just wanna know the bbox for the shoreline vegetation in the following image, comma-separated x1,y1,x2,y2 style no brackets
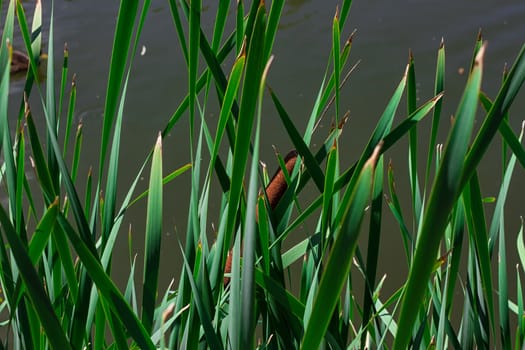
1,0,525,349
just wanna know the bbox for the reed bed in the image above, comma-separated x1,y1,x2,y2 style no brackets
1,0,525,348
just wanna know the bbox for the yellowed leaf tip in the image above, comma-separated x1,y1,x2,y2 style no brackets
346,30,357,46
162,303,175,324
337,111,350,130
477,28,483,41
403,63,410,79
262,55,274,80
474,43,486,68
156,132,163,149
238,37,247,59
365,141,383,169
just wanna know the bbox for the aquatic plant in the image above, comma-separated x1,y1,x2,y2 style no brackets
0,0,525,348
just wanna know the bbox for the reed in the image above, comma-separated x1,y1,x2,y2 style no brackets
0,0,524,348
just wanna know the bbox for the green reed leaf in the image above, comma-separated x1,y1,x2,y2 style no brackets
142,134,163,334
301,145,380,350
0,206,71,349
462,42,525,188
224,2,266,270
57,214,154,349
393,45,485,350
100,0,139,174
426,39,445,188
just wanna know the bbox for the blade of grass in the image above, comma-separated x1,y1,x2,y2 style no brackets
361,156,384,346
141,134,163,333
393,45,485,350
224,2,266,274
0,205,72,349
498,218,510,349
264,0,284,61
179,243,223,350
240,54,273,349
301,144,380,350
425,39,445,189
407,51,422,226
461,42,525,189
464,172,495,334
332,9,341,124
270,89,325,192
99,0,139,173
56,214,154,349
188,0,200,146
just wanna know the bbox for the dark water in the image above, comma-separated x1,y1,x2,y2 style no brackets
7,0,525,304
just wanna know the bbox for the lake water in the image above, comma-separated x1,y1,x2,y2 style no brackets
7,0,525,304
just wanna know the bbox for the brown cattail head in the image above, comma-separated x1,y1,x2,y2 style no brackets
223,150,298,286
265,150,298,210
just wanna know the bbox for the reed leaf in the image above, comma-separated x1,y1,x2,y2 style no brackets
100,0,139,173
142,134,163,333
301,144,380,350
393,45,485,350
0,205,71,349
224,2,266,269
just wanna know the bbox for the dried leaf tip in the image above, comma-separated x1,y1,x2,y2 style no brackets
439,37,445,49
162,303,175,324
23,93,31,118
156,131,163,146
403,63,410,79
346,29,357,46
337,111,350,129
433,91,445,102
473,43,486,68
408,49,414,62
334,5,339,20
64,42,68,54
365,141,383,169
262,55,274,80
476,28,483,41
331,139,337,151
237,37,247,59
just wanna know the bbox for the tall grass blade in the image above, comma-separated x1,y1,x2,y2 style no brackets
188,0,200,145
99,0,139,173
270,90,325,192
301,145,380,350
407,52,422,225
142,134,163,333
264,0,284,61
462,43,525,188
224,2,266,269
393,45,485,350
425,39,445,189
332,9,341,124
180,244,223,350
361,156,384,345
0,206,71,349
57,215,154,349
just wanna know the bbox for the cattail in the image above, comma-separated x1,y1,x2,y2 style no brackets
223,150,298,286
